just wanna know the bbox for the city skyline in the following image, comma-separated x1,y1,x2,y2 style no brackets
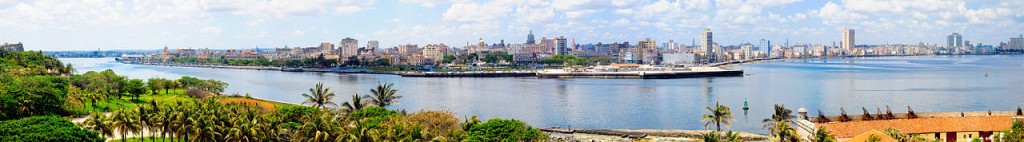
1,0,1022,51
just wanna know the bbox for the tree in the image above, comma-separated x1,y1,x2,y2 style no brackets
997,120,1024,142
809,126,837,142
340,94,366,114
701,100,734,131
301,82,336,109
81,112,114,140
123,79,146,101
0,115,105,142
763,104,796,141
465,118,546,142
365,81,401,107
147,78,165,95
111,109,140,142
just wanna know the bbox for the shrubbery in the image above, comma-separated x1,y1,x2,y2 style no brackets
0,115,104,142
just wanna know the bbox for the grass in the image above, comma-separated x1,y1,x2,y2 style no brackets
74,89,304,113
113,136,178,142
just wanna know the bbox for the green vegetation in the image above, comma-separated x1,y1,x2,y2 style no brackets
996,120,1024,142
0,115,104,142
539,55,613,66
880,128,936,142
700,100,738,142
702,100,734,131
763,104,798,142
809,126,838,142
465,118,546,141
3,50,546,141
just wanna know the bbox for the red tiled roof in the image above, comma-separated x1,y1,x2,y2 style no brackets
817,116,1013,138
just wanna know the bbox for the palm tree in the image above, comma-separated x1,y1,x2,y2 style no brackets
365,81,401,107
81,112,114,139
111,109,141,142
301,82,336,109
771,121,799,142
340,94,367,113
763,104,796,141
701,100,734,131
809,126,837,142
137,104,151,142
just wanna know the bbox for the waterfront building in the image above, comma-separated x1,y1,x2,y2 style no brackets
398,44,419,55
741,44,753,60
1008,34,1023,51
422,43,448,62
555,36,568,55
526,30,536,44
637,38,657,64
661,53,697,66
340,37,358,58
759,39,771,58
700,28,714,63
842,28,855,52
948,33,963,48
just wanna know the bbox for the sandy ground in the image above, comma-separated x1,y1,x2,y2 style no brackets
72,113,163,141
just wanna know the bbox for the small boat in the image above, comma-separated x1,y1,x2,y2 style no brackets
742,98,749,110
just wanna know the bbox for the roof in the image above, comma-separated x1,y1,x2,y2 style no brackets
817,116,1013,138
845,130,898,142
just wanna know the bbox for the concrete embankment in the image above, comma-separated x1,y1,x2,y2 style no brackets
536,70,744,79
541,128,768,142
396,72,537,77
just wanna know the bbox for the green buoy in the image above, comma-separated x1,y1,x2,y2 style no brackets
742,98,749,110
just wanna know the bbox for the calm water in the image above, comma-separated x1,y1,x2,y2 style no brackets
60,55,1024,133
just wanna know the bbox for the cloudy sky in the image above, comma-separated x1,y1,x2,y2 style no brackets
1,0,1022,51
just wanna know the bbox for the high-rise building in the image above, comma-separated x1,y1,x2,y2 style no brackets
367,40,379,50
1009,34,1024,51
842,28,855,52
948,33,963,48
700,28,714,63
637,38,657,64
758,39,771,58
554,36,568,55
665,40,676,51
526,30,535,44
340,37,358,58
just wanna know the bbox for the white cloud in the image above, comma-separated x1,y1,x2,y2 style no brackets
398,0,470,8
442,2,512,22
199,26,223,34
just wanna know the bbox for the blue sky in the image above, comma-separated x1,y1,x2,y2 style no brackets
1,0,1022,51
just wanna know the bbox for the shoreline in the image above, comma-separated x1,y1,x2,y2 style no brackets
541,128,769,142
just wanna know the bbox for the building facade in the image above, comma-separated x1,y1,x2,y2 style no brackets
555,36,568,56
842,28,855,52
700,28,714,63
340,37,358,58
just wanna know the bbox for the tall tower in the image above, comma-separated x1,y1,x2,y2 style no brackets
947,33,963,48
842,28,855,52
554,36,568,55
700,28,714,63
526,30,536,44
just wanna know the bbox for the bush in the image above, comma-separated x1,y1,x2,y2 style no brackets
0,115,104,142
0,75,70,120
349,106,398,128
465,118,546,142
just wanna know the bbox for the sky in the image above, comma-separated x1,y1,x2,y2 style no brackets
1,0,1022,51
